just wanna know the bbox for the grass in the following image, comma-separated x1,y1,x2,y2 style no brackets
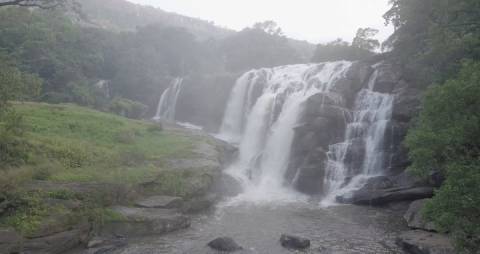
14,102,195,184
0,102,205,236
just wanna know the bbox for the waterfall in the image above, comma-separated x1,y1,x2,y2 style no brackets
153,78,183,122
218,62,353,202
322,68,394,204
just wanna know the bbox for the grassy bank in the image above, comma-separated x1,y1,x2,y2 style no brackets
0,102,206,237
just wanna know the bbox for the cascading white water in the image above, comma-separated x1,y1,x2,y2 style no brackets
322,68,394,204
219,62,353,202
153,78,183,122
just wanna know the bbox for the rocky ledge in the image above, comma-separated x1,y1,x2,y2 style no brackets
101,206,190,237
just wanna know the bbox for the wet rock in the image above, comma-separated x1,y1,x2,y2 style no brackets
181,194,218,214
135,196,183,209
210,174,243,198
293,164,326,195
343,138,366,175
87,237,128,254
280,234,311,250
0,228,23,254
404,199,437,232
396,230,454,254
337,186,434,205
207,237,243,252
102,206,190,237
23,227,89,254
363,176,395,190
372,63,400,93
392,85,423,123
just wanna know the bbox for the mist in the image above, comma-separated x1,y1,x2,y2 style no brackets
127,0,394,43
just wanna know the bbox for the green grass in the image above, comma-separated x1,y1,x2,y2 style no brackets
0,102,205,236
13,102,195,184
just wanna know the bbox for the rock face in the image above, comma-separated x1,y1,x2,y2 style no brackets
207,237,243,252
176,73,240,132
404,199,437,232
396,230,454,254
102,206,190,237
287,60,423,196
280,234,311,250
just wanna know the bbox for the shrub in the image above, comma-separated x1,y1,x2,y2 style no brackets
108,97,147,119
406,61,480,253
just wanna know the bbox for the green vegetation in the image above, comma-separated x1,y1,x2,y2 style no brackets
311,27,379,63
0,102,199,236
386,0,480,252
406,61,480,252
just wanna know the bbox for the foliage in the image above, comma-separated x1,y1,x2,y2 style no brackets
352,28,380,52
0,53,42,167
108,97,148,119
221,24,300,72
311,38,374,62
253,20,284,36
406,61,480,253
384,0,480,84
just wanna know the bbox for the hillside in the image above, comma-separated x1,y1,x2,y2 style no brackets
0,103,228,252
78,0,234,40
78,0,315,60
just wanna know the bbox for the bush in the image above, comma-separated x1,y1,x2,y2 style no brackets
0,110,28,167
406,61,480,253
108,97,147,119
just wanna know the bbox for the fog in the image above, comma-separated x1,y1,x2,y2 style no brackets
127,0,394,43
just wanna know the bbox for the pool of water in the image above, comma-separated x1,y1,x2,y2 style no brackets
109,200,407,254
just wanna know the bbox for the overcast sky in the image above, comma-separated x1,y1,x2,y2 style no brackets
126,0,394,44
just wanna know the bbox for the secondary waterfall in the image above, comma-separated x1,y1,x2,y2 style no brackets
153,78,183,122
219,62,353,202
322,67,394,204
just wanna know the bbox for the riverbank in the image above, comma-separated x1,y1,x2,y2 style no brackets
0,102,232,253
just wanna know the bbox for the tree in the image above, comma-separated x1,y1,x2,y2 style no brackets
311,38,374,63
406,61,480,253
221,27,299,71
253,20,284,36
383,0,480,84
352,27,380,51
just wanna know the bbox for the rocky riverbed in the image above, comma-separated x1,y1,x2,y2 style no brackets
73,200,409,254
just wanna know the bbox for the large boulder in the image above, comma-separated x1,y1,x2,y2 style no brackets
134,196,183,209
293,164,325,195
207,237,243,252
279,234,311,250
396,230,454,254
337,186,434,205
404,199,437,232
102,206,190,237
23,226,89,254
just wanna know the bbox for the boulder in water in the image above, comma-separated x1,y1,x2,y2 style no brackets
404,199,437,232
337,186,434,205
396,230,454,254
207,237,243,252
280,234,310,250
